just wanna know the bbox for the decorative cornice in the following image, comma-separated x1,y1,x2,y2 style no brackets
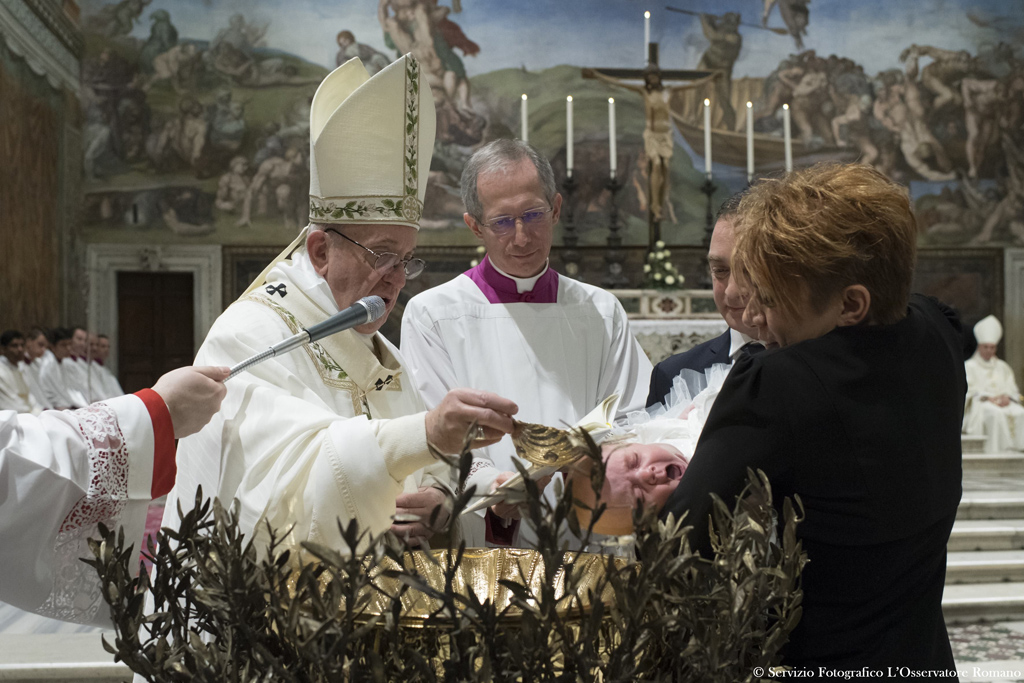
25,0,82,58
0,0,79,92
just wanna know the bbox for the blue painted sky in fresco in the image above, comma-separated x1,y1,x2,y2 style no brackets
94,0,1023,78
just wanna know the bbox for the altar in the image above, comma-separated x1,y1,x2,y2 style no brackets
614,289,728,364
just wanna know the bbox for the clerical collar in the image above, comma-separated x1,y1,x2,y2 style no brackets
728,328,761,359
464,255,559,304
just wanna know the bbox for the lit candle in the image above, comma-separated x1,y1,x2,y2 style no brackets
746,101,754,183
521,94,528,143
608,97,617,177
783,103,793,173
644,11,651,61
566,96,574,177
703,98,712,176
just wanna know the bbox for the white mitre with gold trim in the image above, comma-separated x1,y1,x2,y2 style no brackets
974,315,1003,345
308,53,436,229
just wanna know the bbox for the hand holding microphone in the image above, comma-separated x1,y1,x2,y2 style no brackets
227,296,386,380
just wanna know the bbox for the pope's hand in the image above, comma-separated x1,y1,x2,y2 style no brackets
391,485,450,547
151,366,230,439
425,388,517,455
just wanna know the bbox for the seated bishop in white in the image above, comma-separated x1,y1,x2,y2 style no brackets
401,139,653,548
964,315,1024,452
0,366,225,625
166,55,516,556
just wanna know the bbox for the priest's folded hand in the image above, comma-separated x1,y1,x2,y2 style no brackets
391,485,451,547
151,365,230,438
425,388,518,455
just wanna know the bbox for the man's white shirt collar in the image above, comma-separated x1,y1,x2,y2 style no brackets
728,328,760,360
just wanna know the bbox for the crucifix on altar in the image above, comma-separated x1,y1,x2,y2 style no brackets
582,43,715,249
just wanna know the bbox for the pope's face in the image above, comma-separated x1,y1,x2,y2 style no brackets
308,223,418,335
601,442,688,511
466,159,561,278
978,342,997,361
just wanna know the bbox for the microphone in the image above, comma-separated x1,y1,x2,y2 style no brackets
227,296,386,380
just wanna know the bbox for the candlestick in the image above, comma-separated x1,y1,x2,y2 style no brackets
644,11,650,62
521,94,528,143
703,98,712,176
783,103,793,173
608,97,617,178
566,96,574,177
746,101,754,184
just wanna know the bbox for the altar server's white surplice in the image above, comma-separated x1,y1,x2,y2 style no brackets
0,356,43,414
37,351,87,409
166,250,449,553
0,391,173,625
964,353,1024,452
401,256,652,546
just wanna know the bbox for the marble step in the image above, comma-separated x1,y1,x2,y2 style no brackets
943,582,1024,623
957,491,1024,520
963,452,1024,473
947,551,1024,583
0,633,129,682
950,519,1024,552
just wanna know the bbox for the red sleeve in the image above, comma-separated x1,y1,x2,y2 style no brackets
134,388,176,498
484,509,519,546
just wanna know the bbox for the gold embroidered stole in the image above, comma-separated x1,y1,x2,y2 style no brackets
242,271,403,418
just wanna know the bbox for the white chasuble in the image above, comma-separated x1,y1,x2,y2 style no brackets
401,259,653,547
0,393,165,625
166,250,450,554
964,353,1024,452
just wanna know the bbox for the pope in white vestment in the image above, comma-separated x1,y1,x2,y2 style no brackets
964,315,1024,452
165,54,516,555
401,140,653,547
0,366,226,625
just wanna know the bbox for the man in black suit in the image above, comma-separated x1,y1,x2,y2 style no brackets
646,193,761,407
662,163,964,670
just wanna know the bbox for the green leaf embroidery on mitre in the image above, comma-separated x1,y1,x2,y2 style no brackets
403,56,419,201
309,195,422,223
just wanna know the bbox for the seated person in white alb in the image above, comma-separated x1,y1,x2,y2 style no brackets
964,315,1024,452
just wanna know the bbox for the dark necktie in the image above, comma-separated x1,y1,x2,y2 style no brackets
739,342,765,359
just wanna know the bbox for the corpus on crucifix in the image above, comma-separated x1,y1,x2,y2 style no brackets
583,44,714,247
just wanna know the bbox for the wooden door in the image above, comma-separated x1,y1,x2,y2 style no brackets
117,272,195,393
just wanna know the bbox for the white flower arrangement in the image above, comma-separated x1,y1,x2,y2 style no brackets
642,241,685,290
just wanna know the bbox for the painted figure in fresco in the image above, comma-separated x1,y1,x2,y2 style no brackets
904,44,975,111
971,134,1024,245
761,0,810,50
139,10,179,73
210,14,268,57
237,147,306,230
215,156,251,213
584,66,698,224
379,0,484,145
146,43,200,92
335,30,391,74
148,96,208,172
160,188,215,237
776,54,833,145
86,0,151,38
695,12,741,131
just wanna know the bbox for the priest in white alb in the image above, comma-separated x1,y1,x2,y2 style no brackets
400,139,653,547
0,365,227,625
964,315,1024,452
0,330,43,414
164,54,517,555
